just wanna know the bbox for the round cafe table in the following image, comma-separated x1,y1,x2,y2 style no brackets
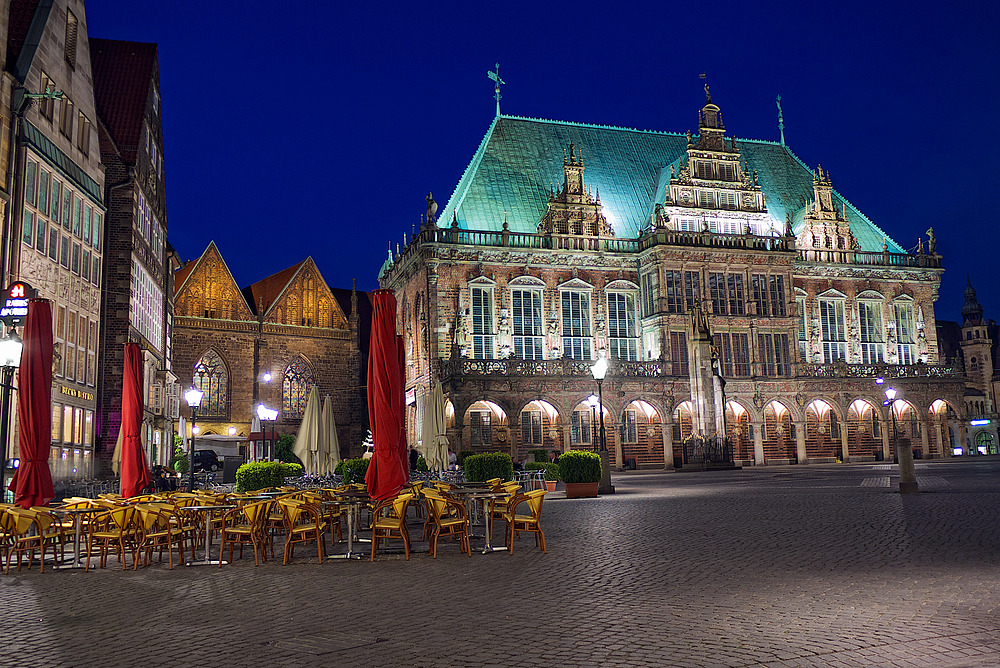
180,505,236,566
52,506,106,570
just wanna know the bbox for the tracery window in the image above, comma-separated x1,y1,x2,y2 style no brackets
194,350,228,417
282,357,314,419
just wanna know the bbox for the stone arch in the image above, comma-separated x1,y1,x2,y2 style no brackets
671,401,694,465
805,398,842,462
846,398,883,461
514,399,561,460
725,400,754,463
620,398,663,468
462,399,508,452
762,399,796,463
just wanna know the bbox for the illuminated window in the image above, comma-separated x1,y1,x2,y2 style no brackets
512,288,543,359
607,292,638,361
470,286,494,359
194,349,228,417
819,298,846,362
470,411,491,445
561,290,591,360
858,301,884,363
895,302,915,365
51,404,62,442
520,410,542,445
571,410,592,445
282,357,313,419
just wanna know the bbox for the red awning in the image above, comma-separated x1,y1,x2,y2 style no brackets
10,299,54,508
364,290,408,501
120,342,152,497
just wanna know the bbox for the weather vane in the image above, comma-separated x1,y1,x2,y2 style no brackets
487,63,505,117
699,72,710,103
776,94,785,146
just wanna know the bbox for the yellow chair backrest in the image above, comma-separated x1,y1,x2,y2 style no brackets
7,508,37,535
278,499,306,525
241,500,270,525
391,493,414,520
523,489,546,517
109,506,139,530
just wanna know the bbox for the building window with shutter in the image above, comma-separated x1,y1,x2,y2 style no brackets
571,410,592,445
511,288,544,360
859,301,884,363
665,271,684,313
470,286,494,359
520,410,542,445
797,297,808,361
669,331,688,376
895,302,916,365
561,290,592,360
819,298,847,362
470,411,492,445
64,10,78,67
684,271,701,311
607,292,638,361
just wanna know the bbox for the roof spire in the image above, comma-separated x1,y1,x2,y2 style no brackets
487,63,505,117
776,94,786,146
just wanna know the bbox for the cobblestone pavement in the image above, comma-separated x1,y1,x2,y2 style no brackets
4,458,1000,668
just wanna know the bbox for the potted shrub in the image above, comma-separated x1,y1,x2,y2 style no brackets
558,450,602,498
463,452,513,482
525,462,560,492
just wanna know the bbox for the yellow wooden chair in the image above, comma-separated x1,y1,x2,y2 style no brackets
370,493,414,561
137,505,187,569
4,508,65,573
504,489,547,554
277,499,326,565
422,490,470,558
220,500,271,566
86,506,144,571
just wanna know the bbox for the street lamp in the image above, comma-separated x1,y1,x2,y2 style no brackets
590,354,608,452
881,383,918,493
586,395,599,450
256,404,278,461
185,387,204,492
0,329,22,502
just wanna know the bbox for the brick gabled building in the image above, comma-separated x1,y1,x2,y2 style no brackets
90,38,175,473
173,243,370,458
4,0,105,481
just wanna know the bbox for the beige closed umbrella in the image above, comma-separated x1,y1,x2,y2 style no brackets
320,395,341,474
419,381,449,471
293,386,321,473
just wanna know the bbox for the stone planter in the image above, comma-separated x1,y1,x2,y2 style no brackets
564,482,599,498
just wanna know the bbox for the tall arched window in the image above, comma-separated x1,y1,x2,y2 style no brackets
283,357,314,419
193,349,228,417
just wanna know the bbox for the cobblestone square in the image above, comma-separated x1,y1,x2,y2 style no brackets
3,459,1000,667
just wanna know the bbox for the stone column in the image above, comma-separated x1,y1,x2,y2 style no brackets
934,420,945,458
795,421,807,464
920,415,931,459
840,422,850,462
753,420,765,465
958,422,968,456
662,416,674,470
881,417,892,461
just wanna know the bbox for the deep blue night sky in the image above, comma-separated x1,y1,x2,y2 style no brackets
85,1,999,325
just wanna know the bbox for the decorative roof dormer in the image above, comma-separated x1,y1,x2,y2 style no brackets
795,165,858,258
537,144,614,238
660,91,772,236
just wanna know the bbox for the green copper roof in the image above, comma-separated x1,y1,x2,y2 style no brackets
437,115,904,254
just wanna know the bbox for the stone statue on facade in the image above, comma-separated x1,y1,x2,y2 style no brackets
926,227,936,254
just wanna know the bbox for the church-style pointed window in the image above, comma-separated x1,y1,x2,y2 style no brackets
282,357,314,419
194,350,228,417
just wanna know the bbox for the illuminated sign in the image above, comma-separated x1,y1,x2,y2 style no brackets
0,281,34,326
405,388,416,405
60,386,95,401
970,419,990,426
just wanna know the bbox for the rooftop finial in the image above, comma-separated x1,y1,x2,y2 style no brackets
699,72,711,103
487,63,505,117
776,94,786,146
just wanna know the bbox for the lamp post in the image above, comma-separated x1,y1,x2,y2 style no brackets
590,353,614,494
0,329,22,502
587,395,599,451
256,404,278,461
879,379,918,494
185,387,204,492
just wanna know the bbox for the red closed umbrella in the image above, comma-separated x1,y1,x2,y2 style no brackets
10,299,54,508
120,342,152,497
364,289,408,501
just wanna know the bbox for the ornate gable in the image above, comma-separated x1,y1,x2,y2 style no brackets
536,144,614,238
264,258,347,329
174,242,254,321
795,165,858,258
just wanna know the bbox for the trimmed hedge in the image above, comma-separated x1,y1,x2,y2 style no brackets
456,450,475,468
525,461,560,481
235,462,303,492
529,449,550,463
558,450,602,483
334,457,370,484
463,452,513,483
